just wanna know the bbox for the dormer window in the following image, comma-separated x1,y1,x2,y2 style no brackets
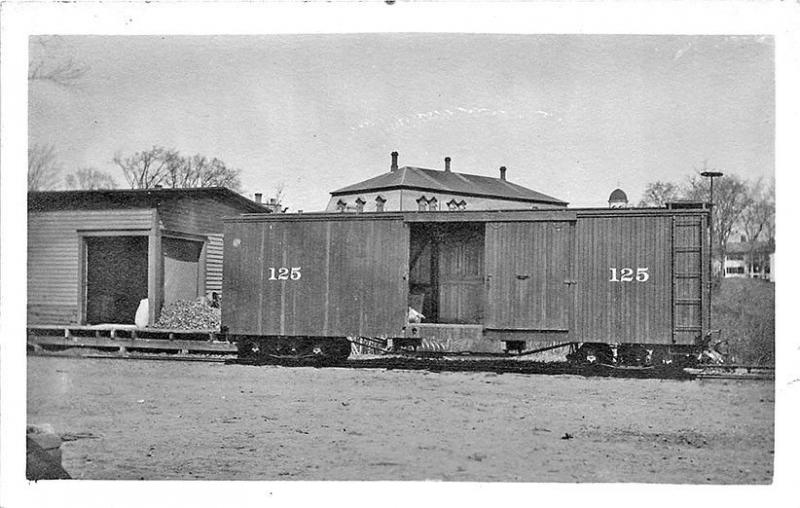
428,197,438,211
447,199,459,211
417,196,428,211
336,199,347,212
458,200,467,211
355,197,366,213
375,195,386,212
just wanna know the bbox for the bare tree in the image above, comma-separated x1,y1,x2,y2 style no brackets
28,143,62,190
114,147,242,190
741,179,774,243
265,182,289,212
637,181,681,207
684,171,753,264
113,146,173,189
64,167,118,190
163,155,242,191
28,36,89,87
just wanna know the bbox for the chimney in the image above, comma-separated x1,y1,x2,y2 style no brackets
499,166,507,181
391,151,399,172
444,157,451,172
254,193,262,204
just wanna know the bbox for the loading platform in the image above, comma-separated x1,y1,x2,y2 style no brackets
27,325,236,356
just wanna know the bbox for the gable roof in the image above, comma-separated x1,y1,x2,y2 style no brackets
28,187,269,213
330,166,567,205
725,241,774,255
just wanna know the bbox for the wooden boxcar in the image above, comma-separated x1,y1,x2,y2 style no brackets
222,206,709,364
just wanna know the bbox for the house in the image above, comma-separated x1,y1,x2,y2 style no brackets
27,187,268,326
326,152,567,212
722,237,774,281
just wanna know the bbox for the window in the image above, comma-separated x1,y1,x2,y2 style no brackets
447,199,459,211
428,197,438,211
726,266,745,274
417,196,428,211
375,195,386,212
355,197,366,213
336,199,347,212
458,200,467,211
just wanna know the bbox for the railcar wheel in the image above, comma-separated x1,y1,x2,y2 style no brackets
569,343,614,366
238,338,260,358
618,344,649,366
308,338,351,361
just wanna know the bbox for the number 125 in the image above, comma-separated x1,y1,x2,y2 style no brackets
268,267,302,281
609,267,649,282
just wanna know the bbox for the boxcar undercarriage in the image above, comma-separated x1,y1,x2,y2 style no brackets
234,334,709,368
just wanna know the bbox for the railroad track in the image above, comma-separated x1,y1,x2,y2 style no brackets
228,356,772,381
685,364,775,380
30,350,774,380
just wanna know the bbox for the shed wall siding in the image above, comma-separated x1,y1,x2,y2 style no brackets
205,234,224,294
27,209,155,324
158,197,248,235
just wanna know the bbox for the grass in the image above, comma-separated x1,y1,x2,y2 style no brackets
711,277,775,366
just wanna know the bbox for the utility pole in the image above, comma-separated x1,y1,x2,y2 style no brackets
700,169,724,332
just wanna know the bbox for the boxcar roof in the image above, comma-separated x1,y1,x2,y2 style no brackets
225,206,709,223
28,187,269,214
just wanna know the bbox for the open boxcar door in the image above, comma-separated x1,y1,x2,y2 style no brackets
224,216,409,338
484,220,575,341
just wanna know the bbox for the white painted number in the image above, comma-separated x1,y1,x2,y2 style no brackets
609,267,649,282
620,268,634,282
267,267,302,281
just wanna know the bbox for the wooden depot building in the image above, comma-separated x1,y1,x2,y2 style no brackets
27,187,268,327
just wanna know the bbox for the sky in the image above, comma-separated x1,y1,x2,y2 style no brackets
29,34,774,211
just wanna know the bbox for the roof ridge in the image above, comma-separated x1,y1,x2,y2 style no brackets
330,165,567,205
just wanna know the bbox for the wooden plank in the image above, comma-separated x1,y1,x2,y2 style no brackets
28,335,236,353
147,212,162,327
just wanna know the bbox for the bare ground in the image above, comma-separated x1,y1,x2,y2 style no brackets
27,356,773,482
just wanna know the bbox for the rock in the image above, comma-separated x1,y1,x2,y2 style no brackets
27,436,70,480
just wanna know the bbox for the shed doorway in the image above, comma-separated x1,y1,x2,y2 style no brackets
163,237,203,306
408,223,485,324
85,236,148,324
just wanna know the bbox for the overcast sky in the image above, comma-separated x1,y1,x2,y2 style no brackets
29,34,774,210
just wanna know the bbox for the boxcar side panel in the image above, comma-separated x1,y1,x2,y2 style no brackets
223,218,408,338
573,215,672,344
485,221,573,334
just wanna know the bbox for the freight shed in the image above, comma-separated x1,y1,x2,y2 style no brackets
28,188,268,327
223,207,709,353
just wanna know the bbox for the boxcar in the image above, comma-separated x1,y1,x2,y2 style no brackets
222,206,709,365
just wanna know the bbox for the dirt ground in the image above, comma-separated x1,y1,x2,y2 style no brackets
27,356,773,483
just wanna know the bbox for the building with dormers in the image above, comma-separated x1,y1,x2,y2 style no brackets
326,152,567,212
608,188,629,208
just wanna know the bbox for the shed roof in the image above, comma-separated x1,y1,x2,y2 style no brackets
28,187,269,213
330,166,567,205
